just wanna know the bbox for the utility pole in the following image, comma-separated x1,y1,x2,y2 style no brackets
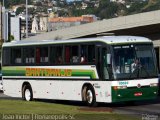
3,0,4,7
26,0,28,38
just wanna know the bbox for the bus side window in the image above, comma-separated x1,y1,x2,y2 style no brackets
55,46,63,64
80,45,87,63
2,48,11,66
88,45,95,63
12,48,22,64
65,45,79,64
71,46,79,63
40,47,48,63
36,47,48,64
23,48,35,64
80,45,95,64
50,46,56,64
65,46,71,63
50,46,63,64
36,48,40,64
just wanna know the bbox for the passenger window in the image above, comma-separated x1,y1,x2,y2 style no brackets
71,46,79,63
80,45,95,63
2,48,11,66
50,47,56,64
65,45,79,64
80,45,87,63
36,47,48,64
88,45,95,62
23,48,35,64
50,46,63,64
56,46,63,64
65,46,71,63
12,48,22,64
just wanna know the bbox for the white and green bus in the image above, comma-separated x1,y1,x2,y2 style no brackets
1,36,159,106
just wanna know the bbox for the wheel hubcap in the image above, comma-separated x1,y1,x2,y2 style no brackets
25,89,31,101
86,90,93,103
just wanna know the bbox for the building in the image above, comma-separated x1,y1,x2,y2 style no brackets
31,14,48,33
10,17,21,41
31,16,39,33
48,15,97,31
39,16,48,32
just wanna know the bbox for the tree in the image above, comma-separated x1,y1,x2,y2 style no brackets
3,0,32,8
141,0,160,12
127,1,148,14
95,0,119,19
16,6,25,15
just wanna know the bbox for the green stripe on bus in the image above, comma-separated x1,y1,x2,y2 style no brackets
72,70,96,79
2,67,97,79
2,67,25,76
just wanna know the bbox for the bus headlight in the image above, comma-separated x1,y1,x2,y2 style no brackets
113,86,127,90
150,83,158,87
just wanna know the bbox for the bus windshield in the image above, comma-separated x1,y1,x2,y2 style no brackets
112,44,157,80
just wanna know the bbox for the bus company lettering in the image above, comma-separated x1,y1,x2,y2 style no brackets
26,68,72,77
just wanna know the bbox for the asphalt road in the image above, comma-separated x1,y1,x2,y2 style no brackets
0,92,160,119
111,97,160,115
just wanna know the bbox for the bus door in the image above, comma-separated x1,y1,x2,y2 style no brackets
102,47,113,80
96,46,102,80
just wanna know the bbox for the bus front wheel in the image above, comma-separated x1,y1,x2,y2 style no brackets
22,85,33,101
83,85,97,107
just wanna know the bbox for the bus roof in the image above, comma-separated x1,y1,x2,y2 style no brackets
2,36,152,47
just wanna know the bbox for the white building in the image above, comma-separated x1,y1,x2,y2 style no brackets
39,16,48,31
31,16,39,33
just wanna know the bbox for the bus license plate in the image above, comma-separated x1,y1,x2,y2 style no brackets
134,92,142,96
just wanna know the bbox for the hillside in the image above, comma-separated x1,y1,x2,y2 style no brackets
69,0,160,19
1,0,160,19
141,0,160,12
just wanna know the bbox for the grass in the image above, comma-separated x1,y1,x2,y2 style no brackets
0,99,141,120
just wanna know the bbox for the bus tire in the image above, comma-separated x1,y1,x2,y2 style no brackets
85,85,97,107
22,85,33,101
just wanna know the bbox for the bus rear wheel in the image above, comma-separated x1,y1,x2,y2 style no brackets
83,85,97,107
22,85,33,101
